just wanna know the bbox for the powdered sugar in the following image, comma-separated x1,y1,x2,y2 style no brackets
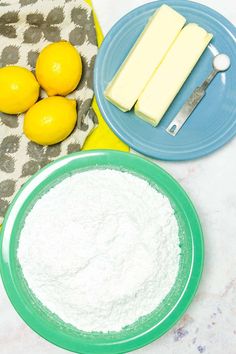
17,169,180,333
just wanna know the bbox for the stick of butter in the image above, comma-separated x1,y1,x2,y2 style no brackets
104,5,186,112
135,24,213,126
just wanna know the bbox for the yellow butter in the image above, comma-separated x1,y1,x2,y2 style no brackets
135,24,213,126
104,5,186,112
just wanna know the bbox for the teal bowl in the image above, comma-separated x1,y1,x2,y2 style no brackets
0,150,203,353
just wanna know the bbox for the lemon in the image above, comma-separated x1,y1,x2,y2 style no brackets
0,66,40,114
23,97,77,145
36,41,83,96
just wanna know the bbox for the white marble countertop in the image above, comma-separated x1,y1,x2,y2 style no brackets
1,1,236,353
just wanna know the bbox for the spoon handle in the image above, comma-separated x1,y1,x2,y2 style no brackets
200,69,218,91
166,87,205,136
166,69,218,136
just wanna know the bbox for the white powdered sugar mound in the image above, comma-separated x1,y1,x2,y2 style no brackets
18,169,180,333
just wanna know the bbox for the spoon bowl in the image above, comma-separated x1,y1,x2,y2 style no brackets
213,53,231,72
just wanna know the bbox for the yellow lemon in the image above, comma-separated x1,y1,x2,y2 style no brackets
0,66,40,114
23,97,77,145
36,41,83,96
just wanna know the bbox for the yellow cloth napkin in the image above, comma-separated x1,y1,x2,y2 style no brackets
83,0,129,152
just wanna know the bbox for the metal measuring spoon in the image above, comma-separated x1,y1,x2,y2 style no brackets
166,54,231,136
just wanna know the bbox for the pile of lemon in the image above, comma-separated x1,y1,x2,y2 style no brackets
0,41,83,145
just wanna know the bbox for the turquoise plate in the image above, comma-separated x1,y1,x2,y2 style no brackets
0,151,203,353
94,0,236,160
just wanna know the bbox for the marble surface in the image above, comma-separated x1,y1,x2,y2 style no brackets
1,1,236,353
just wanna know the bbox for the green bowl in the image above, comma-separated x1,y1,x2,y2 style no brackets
0,150,203,354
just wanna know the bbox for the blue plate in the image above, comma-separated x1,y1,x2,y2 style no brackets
94,0,236,161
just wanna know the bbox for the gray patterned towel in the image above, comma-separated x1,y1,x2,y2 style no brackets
0,0,98,223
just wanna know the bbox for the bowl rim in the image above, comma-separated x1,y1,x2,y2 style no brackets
0,150,204,354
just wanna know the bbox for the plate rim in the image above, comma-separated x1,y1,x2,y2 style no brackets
0,150,204,353
94,0,236,161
